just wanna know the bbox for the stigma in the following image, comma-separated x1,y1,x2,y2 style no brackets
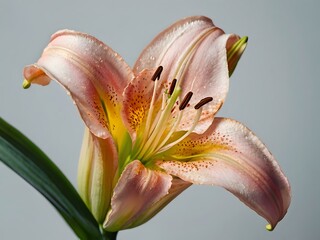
133,66,213,163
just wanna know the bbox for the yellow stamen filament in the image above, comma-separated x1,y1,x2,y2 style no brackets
143,66,163,140
161,92,167,111
137,86,181,160
156,107,202,154
146,90,191,156
149,106,163,137
146,91,193,158
153,110,184,153
146,92,171,150
133,67,213,163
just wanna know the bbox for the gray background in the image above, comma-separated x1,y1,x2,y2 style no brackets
0,0,319,239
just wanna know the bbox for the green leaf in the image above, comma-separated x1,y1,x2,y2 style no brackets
0,117,102,239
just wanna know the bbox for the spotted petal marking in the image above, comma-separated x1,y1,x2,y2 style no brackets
158,118,291,229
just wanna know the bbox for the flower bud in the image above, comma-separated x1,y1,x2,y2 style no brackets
77,128,118,223
227,36,248,76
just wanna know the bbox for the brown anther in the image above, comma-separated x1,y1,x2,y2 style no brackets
194,97,213,109
179,92,193,110
151,66,163,81
169,79,177,95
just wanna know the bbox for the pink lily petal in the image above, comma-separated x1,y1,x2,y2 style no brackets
158,118,291,229
130,177,191,228
121,68,163,141
103,160,173,231
23,65,51,86
134,16,215,75
23,30,134,139
78,128,118,223
134,16,241,134
174,33,240,134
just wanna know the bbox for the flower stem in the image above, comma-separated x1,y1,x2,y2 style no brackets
100,226,118,240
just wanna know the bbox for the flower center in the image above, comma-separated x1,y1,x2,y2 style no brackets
133,66,212,164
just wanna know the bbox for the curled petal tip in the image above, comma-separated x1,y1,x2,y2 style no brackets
22,79,31,89
227,36,248,76
23,65,51,86
266,224,273,231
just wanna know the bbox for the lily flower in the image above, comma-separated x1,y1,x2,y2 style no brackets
23,16,290,232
